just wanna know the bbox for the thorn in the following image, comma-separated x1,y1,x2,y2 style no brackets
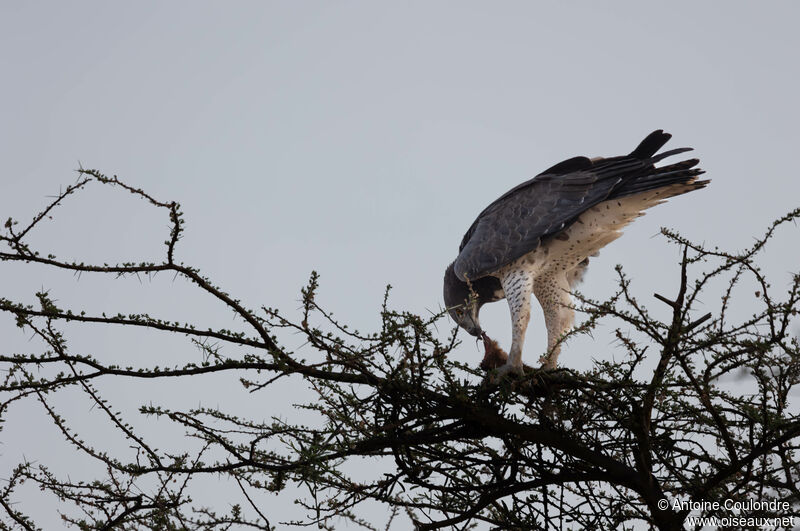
653,293,676,308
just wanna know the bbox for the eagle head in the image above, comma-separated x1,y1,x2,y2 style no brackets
443,263,504,337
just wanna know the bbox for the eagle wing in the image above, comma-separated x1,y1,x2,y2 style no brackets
453,130,701,281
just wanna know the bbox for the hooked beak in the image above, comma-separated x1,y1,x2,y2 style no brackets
461,313,482,337
475,330,490,348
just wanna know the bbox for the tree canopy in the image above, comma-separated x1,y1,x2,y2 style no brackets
1,171,799,530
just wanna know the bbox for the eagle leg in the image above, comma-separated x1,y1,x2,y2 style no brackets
499,269,534,374
534,272,574,370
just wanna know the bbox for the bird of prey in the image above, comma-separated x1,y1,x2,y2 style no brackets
443,130,707,375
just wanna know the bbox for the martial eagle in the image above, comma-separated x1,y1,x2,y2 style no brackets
443,130,707,375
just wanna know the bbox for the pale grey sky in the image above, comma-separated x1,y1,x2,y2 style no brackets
2,2,799,528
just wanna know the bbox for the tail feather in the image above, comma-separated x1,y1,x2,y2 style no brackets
615,170,708,198
629,130,672,159
614,132,708,199
651,147,693,164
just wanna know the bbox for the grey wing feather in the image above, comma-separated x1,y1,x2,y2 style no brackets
453,170,621,280
452,130,703,281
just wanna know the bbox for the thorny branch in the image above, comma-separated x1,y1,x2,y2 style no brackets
1,172,799,530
